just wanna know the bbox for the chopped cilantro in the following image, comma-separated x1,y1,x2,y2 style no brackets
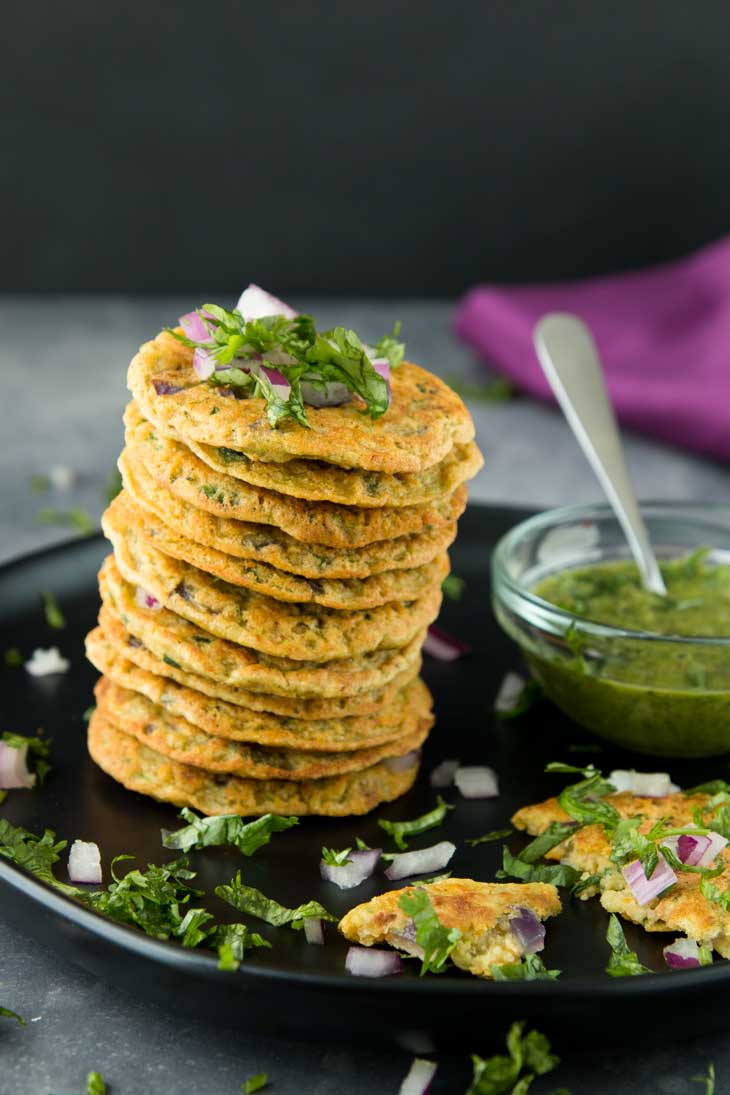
35,507,96,535
605,914,650,977
242,1073,269,1094
700,877,730,912
104,467,123,505
83,707,96,723
466,1021,561,1095
441,574,465,601
517,821,579,864
495,679,542,720
216,872,336,928
162,654,181,668
0,791,6,805
496,847,581,889
684,780,730,797
466,828,514,847
0,1006,26,1025
0,819,80,896
397,886,461,975
491,954,561,981
216,923,270,971
170,305,402,429
30,474,50,493
2,731,52,785
378,796,453,851
320,846,352,867
546,763,620,830
161,809,298,855
3,648,23,668
86,1071,106,1094
445,375,515,404
692,1062,716,1094
41,590,65,630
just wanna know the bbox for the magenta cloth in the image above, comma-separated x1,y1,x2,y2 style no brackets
454,236,730,462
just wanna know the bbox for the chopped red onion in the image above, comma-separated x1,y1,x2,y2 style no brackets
134,586,161,611
494,672,527,714
388,920,425,959
663,937,704,970
399,1057,437,1095
236,284,297,320
422,625,471,662
699,832,729,865
371,358,392,403
385,750,421,774
24,647,70,677
303,917,324,945
153,380,185,396
454,766,499,800
192,347,216,380
68,840,102,884
509,906,545,954
0,741,36,789
320,848,381,889
622,857,677,905
608,770,679,796
664,831,729,867
300,380,352,407
430,758,460,789
345,946,403,978
384,841,456,881
179,311,213,342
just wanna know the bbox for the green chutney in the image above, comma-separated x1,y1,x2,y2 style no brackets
525,549,730,758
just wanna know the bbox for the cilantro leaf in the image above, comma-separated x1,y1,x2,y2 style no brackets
41,590,65,630
442,574,466,601
444,376,515,403
86,1071,106,1095
0,818,80,896
242,1073,269,1094
547,764,620,830
35,507,96,535
216,923,271,971
700,877,730,912
215,872,336,928
466,1021,561,1095
378,796,453,851
84,856,211,943
517,822,579,864
0,1006,25,1025
320,846,352,867
692,1063,716,1095
684,780,730,797
161,809,298,855
4,647,23,668
605,914,650,977
2,731,52,785
491,954,561,981
104,467,123,505
397,886,461,975
466,829,514,847
496,847,581,888
495,679,542,720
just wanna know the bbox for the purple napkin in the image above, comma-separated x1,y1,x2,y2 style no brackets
454,236,730,462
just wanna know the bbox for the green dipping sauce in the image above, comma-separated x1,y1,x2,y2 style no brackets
523,549,730,758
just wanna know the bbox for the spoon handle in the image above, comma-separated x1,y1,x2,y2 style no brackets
534,313,667,596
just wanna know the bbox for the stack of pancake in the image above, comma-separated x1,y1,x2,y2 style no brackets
85,328,482,816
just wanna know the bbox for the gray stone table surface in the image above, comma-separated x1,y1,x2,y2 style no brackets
0,296,728,1094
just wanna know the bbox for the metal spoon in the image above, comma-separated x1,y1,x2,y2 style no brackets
534,313,667,596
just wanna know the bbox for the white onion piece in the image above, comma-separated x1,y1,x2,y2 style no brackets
698,831,729,866
430,758,460,789
237,284,297,320
385,750,420,774
345,946,402,978
0,741,35,789
320,848,381,889
609,770,680,796
134,586,161,611
192,347,216,380
494,672,527,714
24,648,69,677
303,917,324,945
422,625,471,662
622,857,677,906
384,841,456,881
68,840,102,884
388,932,424,960
454,766,499,800
399,1057,437,1095
663,937,703,970
49,465,76,490
300,380,352,407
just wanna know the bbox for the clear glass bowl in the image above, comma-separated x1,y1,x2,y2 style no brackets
491,502,730,757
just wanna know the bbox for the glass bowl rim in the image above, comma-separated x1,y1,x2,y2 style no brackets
492,499,730,647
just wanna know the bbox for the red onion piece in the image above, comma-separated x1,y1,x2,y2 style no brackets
399,1057,437,1095
303,917,324,945
622,857,677,906
494,672,527,714
509,906,545,955
345,946,402,978
68,840,102,884
663,937,703,969
236,284,297,320
678,834,709,866
320,848,381,890
134,586,161,611
429,758,460,789
384,841,456,881
608,770,679,796
422,625,471,662
699,832,729,865
192,347,216,380
371,358,392,403
179,311,213,341
454,766,499,800
153,380,185,396
0,741,36,789
300,380,352,407
385,750,421,774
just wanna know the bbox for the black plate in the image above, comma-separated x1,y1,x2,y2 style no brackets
1,505,729,1052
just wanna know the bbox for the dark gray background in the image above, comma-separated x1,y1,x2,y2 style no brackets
4,1,730,294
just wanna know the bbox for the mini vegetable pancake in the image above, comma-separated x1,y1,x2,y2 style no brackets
88,710,421,816
128,331,475,472
339,879,561,978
